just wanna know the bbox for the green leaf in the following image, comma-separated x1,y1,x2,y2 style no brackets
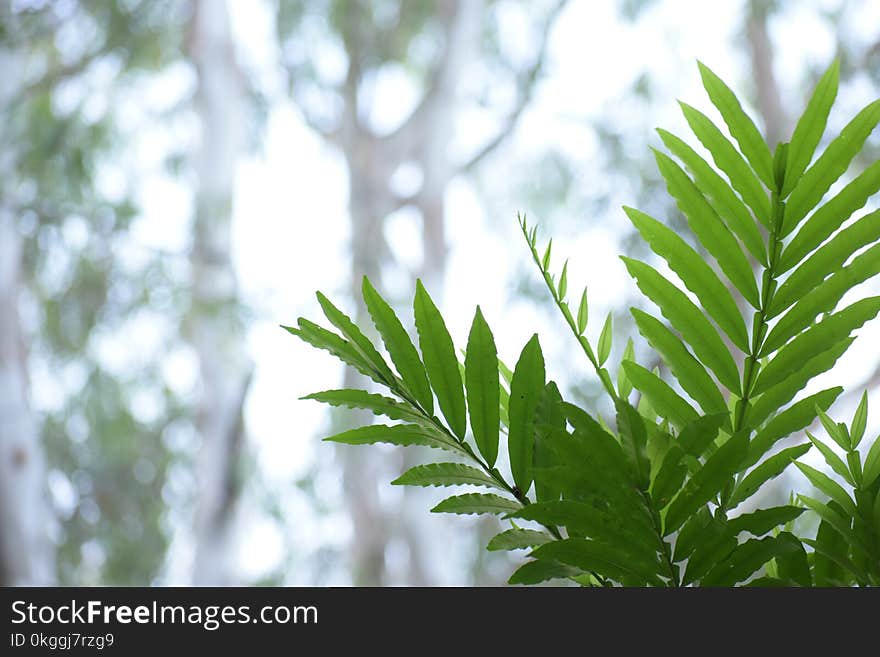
558,260,569,298
530,538,664,586
798,496,870,560
753,297,880,394
391,463,501,489
809,519,854,586
702,533,803,586
577,287,589,334
362,277,433,412
728,443,812,510
597,312,613,366
863,435,880,488
542,239,553,270
764,243,880,351
817,407,851,451
553,406,648,511
678,102,771,226
806,432,854,486
508,559,578,585
779,161,880,272
414,280,467,438
795,462,857,517
775,537,812,587
851,391,869,449
772,210,880,317
508,334,546,493
621,257,741,392
783,99,880,235
617,338,636,399
677,413,728,459
621,361,698,430
653,150,760,307
511,500,658,553
624,207,749,350
727,506,806,537
651,414,726,508
673,507,712,562
302,389,426,424
615,399,651,491
284,320,386,386
657,128,766,263
631,309,728,414
324,424,463,454
316,292,395,383
487,528,553,552
781,60,840,197
534,383,565,502
748,338,852,428
464,307,500,466
664,430,749,535
745,387,842,468
430,493,520,516
697,61,775,188
650,446,688,510
681,522,739,585
773,141,789,189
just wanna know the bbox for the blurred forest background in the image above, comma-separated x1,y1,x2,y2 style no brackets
1,0,879,586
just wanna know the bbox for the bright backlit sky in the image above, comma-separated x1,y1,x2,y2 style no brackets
104,0,880,583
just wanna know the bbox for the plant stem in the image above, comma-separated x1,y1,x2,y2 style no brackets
519,218,620,403
733,189,784,434
396,386,564,541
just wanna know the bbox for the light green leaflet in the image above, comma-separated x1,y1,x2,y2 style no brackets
782,60,840,198
625,206,749,350
622,257,740,393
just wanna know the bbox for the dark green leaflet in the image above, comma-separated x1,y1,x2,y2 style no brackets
621,361,699,430
464,306,500,466
316,291,396,383
362,277,433,412
414,280,467,438
391,463,502,489
431,493,520,516
508,335,546,493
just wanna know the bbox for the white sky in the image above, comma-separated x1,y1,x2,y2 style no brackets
89,0,880,583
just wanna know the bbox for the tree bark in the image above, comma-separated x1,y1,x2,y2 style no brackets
187,0,252,586
0,214,55,586
0,47,55,587
746,0,787,149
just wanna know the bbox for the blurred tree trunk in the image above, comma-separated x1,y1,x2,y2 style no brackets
745,0,787,149
0,50,55,587
335,0,484,586
186,0,252,585
279,0,564,584
0,218,55,586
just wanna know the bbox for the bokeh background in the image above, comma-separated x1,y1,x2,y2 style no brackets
2,0,879,586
